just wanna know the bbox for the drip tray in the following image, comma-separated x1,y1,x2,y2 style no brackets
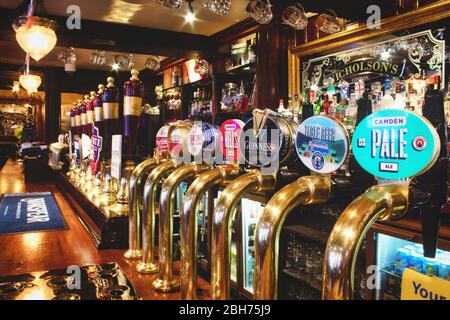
0,262,140,300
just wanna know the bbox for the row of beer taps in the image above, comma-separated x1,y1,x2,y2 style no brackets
67,85,448,300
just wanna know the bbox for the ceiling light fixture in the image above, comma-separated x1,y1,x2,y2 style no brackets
12,0,57,61
58,47,77,73
19,53,41,95
203,0,231,16
112,63,120,71
185,1,196,23
89,50,107,65
145,56,161,71
113,53,134,70
156,0,183,10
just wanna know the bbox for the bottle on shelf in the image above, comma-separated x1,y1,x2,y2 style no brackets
247,38,256,64
393,82,406,109
381,79,395,109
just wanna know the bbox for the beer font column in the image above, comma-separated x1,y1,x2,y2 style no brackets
152,122,214,293
180,120,244,299
136,121,192,273
253,113,352,299
323,108,442,300
211,108,304,299
124,127,169,261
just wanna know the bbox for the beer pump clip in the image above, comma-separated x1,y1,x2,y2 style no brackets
323,109,441,300
253,114,350,300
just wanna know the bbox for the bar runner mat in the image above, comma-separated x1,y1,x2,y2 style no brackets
0,192,67,235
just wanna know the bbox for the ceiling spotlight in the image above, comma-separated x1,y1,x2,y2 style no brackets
112,63,120,71
185,1,196,23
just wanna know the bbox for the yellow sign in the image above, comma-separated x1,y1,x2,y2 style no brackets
401,268,450,300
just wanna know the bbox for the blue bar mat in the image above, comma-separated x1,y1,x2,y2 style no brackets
0,192,67,235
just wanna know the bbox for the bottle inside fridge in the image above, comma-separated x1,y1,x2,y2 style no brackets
241,197,265,293
374,233,450,300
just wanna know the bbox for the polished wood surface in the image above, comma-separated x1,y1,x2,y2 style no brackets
0,159,211,300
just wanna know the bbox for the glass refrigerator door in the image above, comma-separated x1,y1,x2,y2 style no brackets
241,197,265,294
374,233,450,300
214,191,238,283
197,192,209,264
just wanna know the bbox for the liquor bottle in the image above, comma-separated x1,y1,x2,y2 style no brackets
172,68,178,86
69,104,76,144
86,91,96,137
321,94,330,115
393,82,406,109
102,77,119,158
123,69,143,159
277,99,286,115
301,92,314,121
356,90,372,125
313,95,322,115
81,95,89,136
248,38,256,63
196,88,201,115
381,79,395,109
94,84,105,140
74,99,82,137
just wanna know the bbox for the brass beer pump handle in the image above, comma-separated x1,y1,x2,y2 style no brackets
254,175,332,300
124,157,161,260
180,165,240,300
322,183,409,300
137,161,176,274
211,170,276,300
152,163,210,293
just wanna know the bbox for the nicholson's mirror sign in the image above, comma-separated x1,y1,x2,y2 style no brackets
296,115,349,174
352,109,440,180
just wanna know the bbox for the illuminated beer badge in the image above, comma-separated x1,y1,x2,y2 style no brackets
352,109,440,180
168,127,183,158
219,119,244,162
156,125,169,154
187,123,218,157
296,116,349,174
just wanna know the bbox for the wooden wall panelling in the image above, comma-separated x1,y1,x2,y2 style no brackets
256,24,289,110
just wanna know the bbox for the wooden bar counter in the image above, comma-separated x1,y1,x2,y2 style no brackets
0,159,211,300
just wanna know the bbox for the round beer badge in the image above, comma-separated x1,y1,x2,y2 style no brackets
187,123,219,157
219,119,244,162
351,109,440,180
295,115,349,174
156,125,169,153
168,127,183,158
